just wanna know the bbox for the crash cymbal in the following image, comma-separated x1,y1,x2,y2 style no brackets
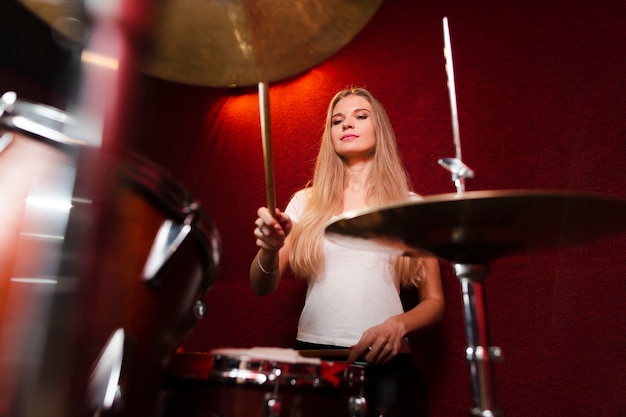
19,0,58,25
18,0,87,43
20,0,383,87
144,0,383,86
325,190,626,264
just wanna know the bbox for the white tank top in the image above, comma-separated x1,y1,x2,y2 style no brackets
285,190,404,347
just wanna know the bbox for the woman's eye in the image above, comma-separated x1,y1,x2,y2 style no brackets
332,119,343,125
357,114,368,120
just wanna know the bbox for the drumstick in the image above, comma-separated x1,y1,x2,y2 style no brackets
298,349,353,359
258,81,276,216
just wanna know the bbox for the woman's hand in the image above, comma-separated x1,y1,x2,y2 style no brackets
347,317,406,365
254,207,292,251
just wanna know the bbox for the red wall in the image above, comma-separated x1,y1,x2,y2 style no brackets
2,0,625,416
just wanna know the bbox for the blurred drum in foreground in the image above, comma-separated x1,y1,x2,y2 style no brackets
0,92,86,417
0,92,220,417
164,347,368,417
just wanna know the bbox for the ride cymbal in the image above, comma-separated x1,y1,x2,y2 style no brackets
325,190,626,264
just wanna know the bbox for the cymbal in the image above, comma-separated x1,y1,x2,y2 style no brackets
325,190,626,264
19,0,383,87
144,0,383,86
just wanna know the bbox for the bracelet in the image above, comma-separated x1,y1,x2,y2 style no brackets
257,256,278,275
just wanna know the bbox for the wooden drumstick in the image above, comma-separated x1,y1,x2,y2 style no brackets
258,81,276,216
298,349,353,359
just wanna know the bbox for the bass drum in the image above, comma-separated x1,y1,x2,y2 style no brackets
0,92,220,417
164,348,368,417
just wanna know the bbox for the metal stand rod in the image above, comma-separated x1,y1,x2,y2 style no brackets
454,263,504,417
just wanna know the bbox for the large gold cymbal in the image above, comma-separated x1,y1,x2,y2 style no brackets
145,0,383,86
19,0,383,87
325,190,626,264
19,0,59,27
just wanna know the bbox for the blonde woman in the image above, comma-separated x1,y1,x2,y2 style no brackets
250,87,444,416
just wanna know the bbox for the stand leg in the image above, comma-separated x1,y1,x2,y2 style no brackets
454,263,504,417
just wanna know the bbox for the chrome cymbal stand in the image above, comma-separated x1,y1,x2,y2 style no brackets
440,17,502,415
454,263,504,417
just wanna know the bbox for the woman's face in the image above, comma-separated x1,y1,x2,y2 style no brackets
330,94,376,160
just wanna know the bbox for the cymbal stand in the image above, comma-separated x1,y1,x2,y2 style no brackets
438,157,475,194
454,263,504,417
439,17,475,195
439,21,500,412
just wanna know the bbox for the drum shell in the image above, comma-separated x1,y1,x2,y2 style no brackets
69,149,220,417
163,351,366,417
0,117,79,416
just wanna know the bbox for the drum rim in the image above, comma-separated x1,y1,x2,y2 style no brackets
0,96,84,148
169,351,366,388
120,153,221,297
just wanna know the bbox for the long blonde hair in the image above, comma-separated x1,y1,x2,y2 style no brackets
289,87,425,289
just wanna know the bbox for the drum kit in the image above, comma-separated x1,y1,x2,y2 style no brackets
2,1,626,417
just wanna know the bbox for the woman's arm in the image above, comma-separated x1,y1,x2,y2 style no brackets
249,207,293,296
394,257,445,334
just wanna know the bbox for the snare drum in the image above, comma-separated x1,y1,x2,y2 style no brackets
165,347,368,417
0,92,220,417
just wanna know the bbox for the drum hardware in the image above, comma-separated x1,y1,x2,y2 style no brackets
346,366,368,417
348,395,368,417
0,91,85,148
87,328,125,414
440,17,475,195
325,190,626,417
1,91,17,116
438,157,475,194
455,264,502,416
264,391,282,417
116,153,221,297
142,217,193,283
263,368,282,417
192,299,207,321
0,93,19,154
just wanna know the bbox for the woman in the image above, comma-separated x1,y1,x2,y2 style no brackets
250,87,444,416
